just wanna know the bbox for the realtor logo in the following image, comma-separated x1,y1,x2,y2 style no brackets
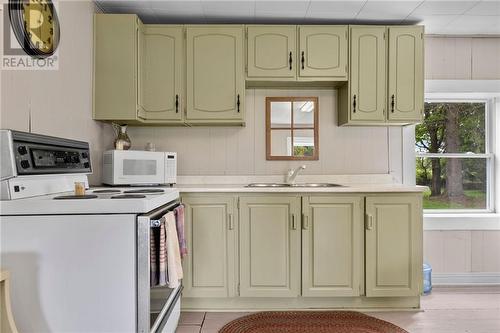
2,1,60,70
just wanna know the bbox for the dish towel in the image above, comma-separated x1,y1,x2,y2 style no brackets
158,221,168,286
164,211,183,288
150,227,159,286
174,204,188,259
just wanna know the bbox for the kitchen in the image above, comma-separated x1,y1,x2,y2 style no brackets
1,1,499,333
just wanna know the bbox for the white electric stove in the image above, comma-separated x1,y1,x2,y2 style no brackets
0,130,182,333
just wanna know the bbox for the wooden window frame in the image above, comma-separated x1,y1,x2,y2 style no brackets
266,96,319,161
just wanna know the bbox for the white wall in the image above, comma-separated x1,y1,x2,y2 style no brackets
423,36,500,282
0,0,113,185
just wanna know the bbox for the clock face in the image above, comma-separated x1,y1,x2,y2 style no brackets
8,0,60,58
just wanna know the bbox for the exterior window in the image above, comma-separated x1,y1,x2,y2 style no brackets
415,100,493,211
266,97,319,160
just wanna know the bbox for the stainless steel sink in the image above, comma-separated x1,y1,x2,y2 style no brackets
246,183,343,188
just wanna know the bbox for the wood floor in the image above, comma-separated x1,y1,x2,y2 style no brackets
176,287,500,333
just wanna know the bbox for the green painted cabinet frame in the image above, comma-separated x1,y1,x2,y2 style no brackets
239,196,301,297
181,194,238,298
365,195,423,297
302,196,364,297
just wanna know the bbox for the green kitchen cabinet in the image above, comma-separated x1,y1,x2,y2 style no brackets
181,195,238,298
246,26,297,79
301,196,364,297
186,26,245,124
239,196,301,297
387,26,424,123
137,25,184,122
298,26,348,80
93,14,139,122
365,195,423,297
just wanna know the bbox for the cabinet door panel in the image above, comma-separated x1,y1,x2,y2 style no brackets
365,196,422,297
239,196,301,297
138,26,183,121
247,26,296,78
388,26,424,122
302,196,363,297
349,26,386,122
182,196,237,298
187,26,244,121
299,26,348,79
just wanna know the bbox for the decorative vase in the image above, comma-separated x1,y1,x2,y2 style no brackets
112,123,131,150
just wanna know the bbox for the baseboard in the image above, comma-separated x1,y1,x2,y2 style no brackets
432,272,500,286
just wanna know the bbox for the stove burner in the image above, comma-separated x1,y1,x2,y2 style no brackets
54,195,98,200
92,189,122,194
123,189,165,194
110,194,147,199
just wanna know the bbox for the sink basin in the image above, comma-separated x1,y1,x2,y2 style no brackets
246,183,343,188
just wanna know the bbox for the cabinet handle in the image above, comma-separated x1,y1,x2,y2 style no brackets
366,214,374,230
291,214,297,230
353,94,356,113
289,51,292,70
237,94,240,113
391,94,395,113
228,213,234,230
302,214,309,230
175,94,179,113
301,51,305,70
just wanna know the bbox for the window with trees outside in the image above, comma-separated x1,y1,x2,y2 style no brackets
415,100,493,211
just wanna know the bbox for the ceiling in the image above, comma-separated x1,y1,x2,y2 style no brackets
95,0,500,35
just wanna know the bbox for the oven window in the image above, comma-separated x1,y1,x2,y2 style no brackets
123,159,157,175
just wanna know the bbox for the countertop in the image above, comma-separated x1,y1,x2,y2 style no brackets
174,184,427,193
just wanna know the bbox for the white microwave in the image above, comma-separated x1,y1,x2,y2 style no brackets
102,150,177,186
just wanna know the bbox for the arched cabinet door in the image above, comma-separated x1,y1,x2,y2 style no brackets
349,26,387,123
186,26,245,123
298,26,348,79
387,26,424,123
247,25,296,79
138,25,183,121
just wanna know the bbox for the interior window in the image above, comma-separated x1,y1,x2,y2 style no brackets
266,97,319,160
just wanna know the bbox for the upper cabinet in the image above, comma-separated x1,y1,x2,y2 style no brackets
138,25,184,122
247,26,296,79
298,26,348,80
339,25,424,126
186,26,245,124
387,26,424,123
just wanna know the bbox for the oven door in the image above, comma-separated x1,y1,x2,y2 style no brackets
114,150,165,185
137,200,182,333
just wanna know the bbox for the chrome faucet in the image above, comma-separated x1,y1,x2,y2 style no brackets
286,165,306,184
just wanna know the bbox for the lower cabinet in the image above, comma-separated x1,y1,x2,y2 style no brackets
302,196,364,297
365,195,423,297
239,196,301,297
181,195,238,298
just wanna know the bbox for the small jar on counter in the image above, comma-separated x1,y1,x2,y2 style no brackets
74,182,86,196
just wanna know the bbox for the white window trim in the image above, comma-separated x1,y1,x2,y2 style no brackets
409,80,500,230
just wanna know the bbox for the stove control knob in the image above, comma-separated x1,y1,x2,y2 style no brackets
17,146,28,155
20,160,30,169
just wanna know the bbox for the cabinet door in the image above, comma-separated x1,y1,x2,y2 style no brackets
94,14,138,121
138,26,183,121
182,195,237,298
239,196,301,297
349,26,386,122
298,26,348,79
387,26,424,122
247,26,296,79
186,26,245,122
302,196,363,297
365,195,423,297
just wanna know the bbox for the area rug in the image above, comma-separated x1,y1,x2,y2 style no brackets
218,311,409,333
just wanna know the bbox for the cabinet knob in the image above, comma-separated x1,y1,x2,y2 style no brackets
391,94,395,113
228,213,234,230
301,51,305,70
289,51,292,70
291,214,297,230
366,214,374,230
237,94,240,113
175,94,179,113
353,94,357,113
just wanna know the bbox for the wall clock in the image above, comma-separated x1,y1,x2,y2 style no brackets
8,0,60,58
